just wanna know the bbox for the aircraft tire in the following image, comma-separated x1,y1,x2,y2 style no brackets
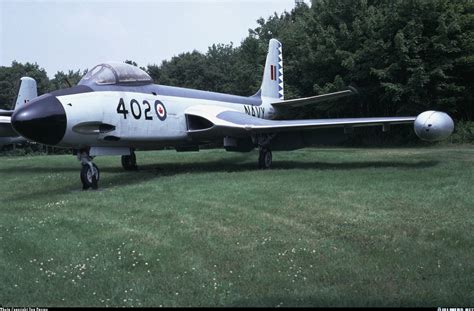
121,153,137,171
80,163,100,190
258,148,272,169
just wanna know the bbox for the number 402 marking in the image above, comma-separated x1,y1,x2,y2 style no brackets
117,98,153,120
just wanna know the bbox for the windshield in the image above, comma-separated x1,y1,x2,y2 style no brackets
78,62,153,86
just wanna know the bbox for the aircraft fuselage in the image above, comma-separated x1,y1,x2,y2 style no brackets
12,83,277,149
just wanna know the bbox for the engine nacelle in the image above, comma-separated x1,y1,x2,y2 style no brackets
414,110,454,142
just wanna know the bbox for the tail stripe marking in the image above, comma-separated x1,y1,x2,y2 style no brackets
278,44,284,99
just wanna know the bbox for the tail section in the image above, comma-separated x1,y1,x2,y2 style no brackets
15,77,37,110
259,39,284,100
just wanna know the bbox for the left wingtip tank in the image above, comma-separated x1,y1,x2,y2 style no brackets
414,111,454,142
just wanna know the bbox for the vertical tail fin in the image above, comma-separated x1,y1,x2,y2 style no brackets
259,39,284,100
14,77,37,110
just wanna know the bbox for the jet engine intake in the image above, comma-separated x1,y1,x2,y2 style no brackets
186,114,214,131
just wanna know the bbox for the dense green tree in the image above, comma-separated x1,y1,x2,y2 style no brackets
0,61,49,109
148,51,208,90
49,69,85,91
273,0,473,120
143,0,473,142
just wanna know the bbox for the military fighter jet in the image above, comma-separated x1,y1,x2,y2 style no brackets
11,39,454,189
0,77,37,147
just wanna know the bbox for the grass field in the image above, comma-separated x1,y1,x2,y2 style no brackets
0,146,473,307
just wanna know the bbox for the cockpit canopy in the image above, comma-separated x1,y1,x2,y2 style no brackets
78,62,153,86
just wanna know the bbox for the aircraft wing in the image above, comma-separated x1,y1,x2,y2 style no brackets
185,105,415,138
0,110,13,117
270,88,356,108
0,116,18,137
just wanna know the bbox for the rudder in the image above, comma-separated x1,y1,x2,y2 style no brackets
259,39,284,100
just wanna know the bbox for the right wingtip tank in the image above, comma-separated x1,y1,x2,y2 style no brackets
414,111,454,142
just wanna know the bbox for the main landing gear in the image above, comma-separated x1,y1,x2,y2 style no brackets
258,147,272,169
253,134,275,170
121,150,138,170
78,149,100,190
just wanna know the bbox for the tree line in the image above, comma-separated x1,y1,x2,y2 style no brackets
147,0,472,121
1,0,472,134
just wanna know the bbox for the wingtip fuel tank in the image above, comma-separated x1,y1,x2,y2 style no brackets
414,111,454,142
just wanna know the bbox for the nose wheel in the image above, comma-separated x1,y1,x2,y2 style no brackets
77,149,100,190
80,163,100,190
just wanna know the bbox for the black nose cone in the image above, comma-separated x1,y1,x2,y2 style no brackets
12,94,67,145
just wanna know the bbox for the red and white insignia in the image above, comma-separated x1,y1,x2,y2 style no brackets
155,100,167,120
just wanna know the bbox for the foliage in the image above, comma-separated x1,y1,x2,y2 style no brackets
0,145,45,157
49,69,86,91
146,43,261,96
448,120,474,143
145,0,472,122
0,62,49,110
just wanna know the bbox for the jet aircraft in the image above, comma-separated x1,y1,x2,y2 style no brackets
11,39,454,189
0,77,37,147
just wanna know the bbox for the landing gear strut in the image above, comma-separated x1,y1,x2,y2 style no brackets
121,150,137,170
253,134,275,169
258,147,272,169
78,149,100,190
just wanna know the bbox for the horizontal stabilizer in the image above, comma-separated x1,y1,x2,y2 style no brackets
271,88,355,108
0,116,18,137
0,110,13,117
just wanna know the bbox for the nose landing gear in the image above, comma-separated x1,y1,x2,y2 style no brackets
78,148,100,190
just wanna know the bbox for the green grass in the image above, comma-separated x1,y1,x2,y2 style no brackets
0,146,473,307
